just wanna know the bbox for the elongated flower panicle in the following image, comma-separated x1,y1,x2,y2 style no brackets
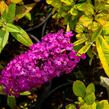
0,30,85,96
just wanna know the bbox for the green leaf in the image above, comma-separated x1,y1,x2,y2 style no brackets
15,3,35,20
74,34,87,46
87,48,94,65
25,12,32,21
102,22,109,35
77,15,92,28
86,83,95,94
66,104,76,109
76,0,94,15
75,24,84,33
88,21,100,32
102,22,109,44
80,103,89,109
48,0,62,9
91,26,102,42
11,26,33,46
73,80,86,97
84,93,96,105
20,91,31,96
73,44,83,51
60,0,74,6
0,30,9,53
46,0,53,4
7,96,16,109
96,36,109,77
69,6,78,16
77,43,91,55
0,1,8,15
11,0,22,4
80,102,96,109
104,35,109,45
96,100,109,109
2,3,16,23
69,16,79,30
78,97,84,103
5,23,20,32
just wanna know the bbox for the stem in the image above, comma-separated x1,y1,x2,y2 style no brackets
28,33,40,42
26,12,52,32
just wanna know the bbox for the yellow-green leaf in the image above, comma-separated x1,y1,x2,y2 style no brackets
15,3,35,20
25,12,32,21
46,0,61,9
84,93,96,105
78,15,92,27
5,23,20,32
73,80,86,97
46,0,52,4
96,36,109,77
60,0,74,6
7,96,16,109
88,21,100,32
77,43,91,55
0,1,8,15
75,24,84,33
1,3,16,23
69,6,78,16
11,26,33,46
80,102,96,109
76,1,94,15
0,30,9,53
7,3,16,23
95,14,107,26
96,100,109,109
11,0,22,4
66,104,76,109
86,83,95,94
102,21,109,35
91,26,102,42
104,35,109,44
74,34,87,46
20,91,31,96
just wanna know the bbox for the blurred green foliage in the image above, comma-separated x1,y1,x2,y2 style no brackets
0,0,35,53
46,0,109,77
66,80,109,109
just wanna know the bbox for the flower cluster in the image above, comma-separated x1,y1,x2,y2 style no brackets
0,30,85,96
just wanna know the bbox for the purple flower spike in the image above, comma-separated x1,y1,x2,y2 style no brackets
0,30,85,96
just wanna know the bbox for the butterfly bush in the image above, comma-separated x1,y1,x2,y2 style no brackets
0,30,85,96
